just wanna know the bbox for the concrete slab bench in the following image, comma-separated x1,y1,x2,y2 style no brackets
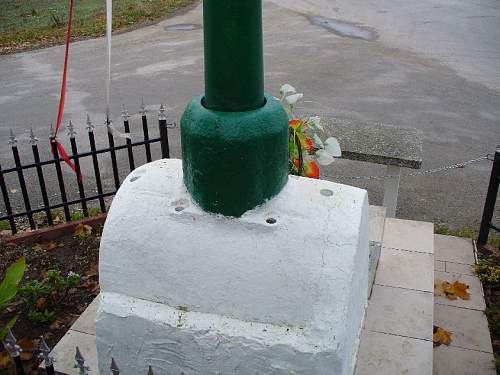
322,117,423,217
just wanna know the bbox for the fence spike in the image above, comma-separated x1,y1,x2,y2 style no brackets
121,104,129,121
110,357,120,374
158,104,167,121
68,120,77,138
49,123,55,139
148,365,154,375
3,329,21,357
86,114,95,131
38,336,54,367
140,97,147,115
8,129,17,146
74,346,89,375
29,128,39,144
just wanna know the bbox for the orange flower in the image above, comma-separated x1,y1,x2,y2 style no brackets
288,119,301,129
304,138,314,153
303,161,320,179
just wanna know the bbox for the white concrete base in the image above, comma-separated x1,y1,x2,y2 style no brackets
96,159,369,374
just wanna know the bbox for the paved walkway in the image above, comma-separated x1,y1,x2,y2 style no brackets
433,235,495,375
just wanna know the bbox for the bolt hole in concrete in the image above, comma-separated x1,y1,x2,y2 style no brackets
309,16,378,42
164,24,201,32
129,176,141,182
175,206,185,212
320,189,334,197
266,218,277,225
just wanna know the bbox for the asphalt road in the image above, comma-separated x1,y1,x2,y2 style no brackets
0,0,499,229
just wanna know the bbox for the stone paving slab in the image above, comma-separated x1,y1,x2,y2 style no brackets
44,330,97,375
383,218,434,253
435,271,485,311
445,261,475,276
435,260,446,272
70,296,98,335
433,346,496,375
434,304,493,353
322,118,423,169
434,234,476,265
365,285,433,340
355,330,432,375
375,247,434,292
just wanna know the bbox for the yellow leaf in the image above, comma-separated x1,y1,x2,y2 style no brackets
74,223,92,238
0,351,12,369
434,278,470,301
453,281,471,300
433,326,453,346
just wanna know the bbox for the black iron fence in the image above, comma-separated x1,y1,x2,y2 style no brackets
3,329,155,375
478,149,500,247
0,102,174,234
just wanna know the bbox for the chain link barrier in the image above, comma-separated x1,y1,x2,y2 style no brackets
329,155,491,181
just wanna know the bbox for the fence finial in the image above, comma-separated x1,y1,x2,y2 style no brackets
74,346,89,375
8,129,17,146
29,128,39,144
110,357,120,374
68,120,77,138
121,104,129,121
158,104,167,121
148,365,154,375
86,114,95,131
140,97,147,116
3,329,21,357
38,336,54,367
49,123,55,139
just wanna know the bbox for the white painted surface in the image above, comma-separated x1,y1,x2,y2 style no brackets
97,159,369,374
382,165,401,218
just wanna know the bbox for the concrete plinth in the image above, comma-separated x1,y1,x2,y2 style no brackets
96,159,369,374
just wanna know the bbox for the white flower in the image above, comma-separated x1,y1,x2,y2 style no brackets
315,149,335,166
309,116,323,131
312,133,324,148
285,93,303,106
280,84,296,97
324,137,341,157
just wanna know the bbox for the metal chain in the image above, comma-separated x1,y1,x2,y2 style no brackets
330,155,490,181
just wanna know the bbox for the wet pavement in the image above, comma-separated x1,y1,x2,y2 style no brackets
0,0,499,228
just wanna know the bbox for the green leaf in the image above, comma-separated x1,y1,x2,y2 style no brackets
0,316,18,340
0,257,26,308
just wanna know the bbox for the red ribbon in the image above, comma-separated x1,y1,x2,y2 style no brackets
52,0,81,180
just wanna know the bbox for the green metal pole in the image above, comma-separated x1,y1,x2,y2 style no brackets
203,0,265,112
180,0,289,217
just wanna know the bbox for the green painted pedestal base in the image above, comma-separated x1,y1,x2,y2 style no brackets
181,94,289,217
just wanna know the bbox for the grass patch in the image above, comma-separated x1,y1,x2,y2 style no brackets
434,223,499,248
0,220,10,231
0,0,197,54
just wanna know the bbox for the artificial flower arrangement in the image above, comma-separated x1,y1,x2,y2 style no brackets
278,84,341,179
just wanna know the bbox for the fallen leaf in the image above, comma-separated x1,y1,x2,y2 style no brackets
86,262,98,277
433,326,453,347
9,189,18,194
35,297,47,310
32,244,43,252
74,223,92,238
49,320,62,330
42,242,57,251
20,352,33,361
453,281,471,300
0,351,12,369
18,338,39,352
434,278,470,301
